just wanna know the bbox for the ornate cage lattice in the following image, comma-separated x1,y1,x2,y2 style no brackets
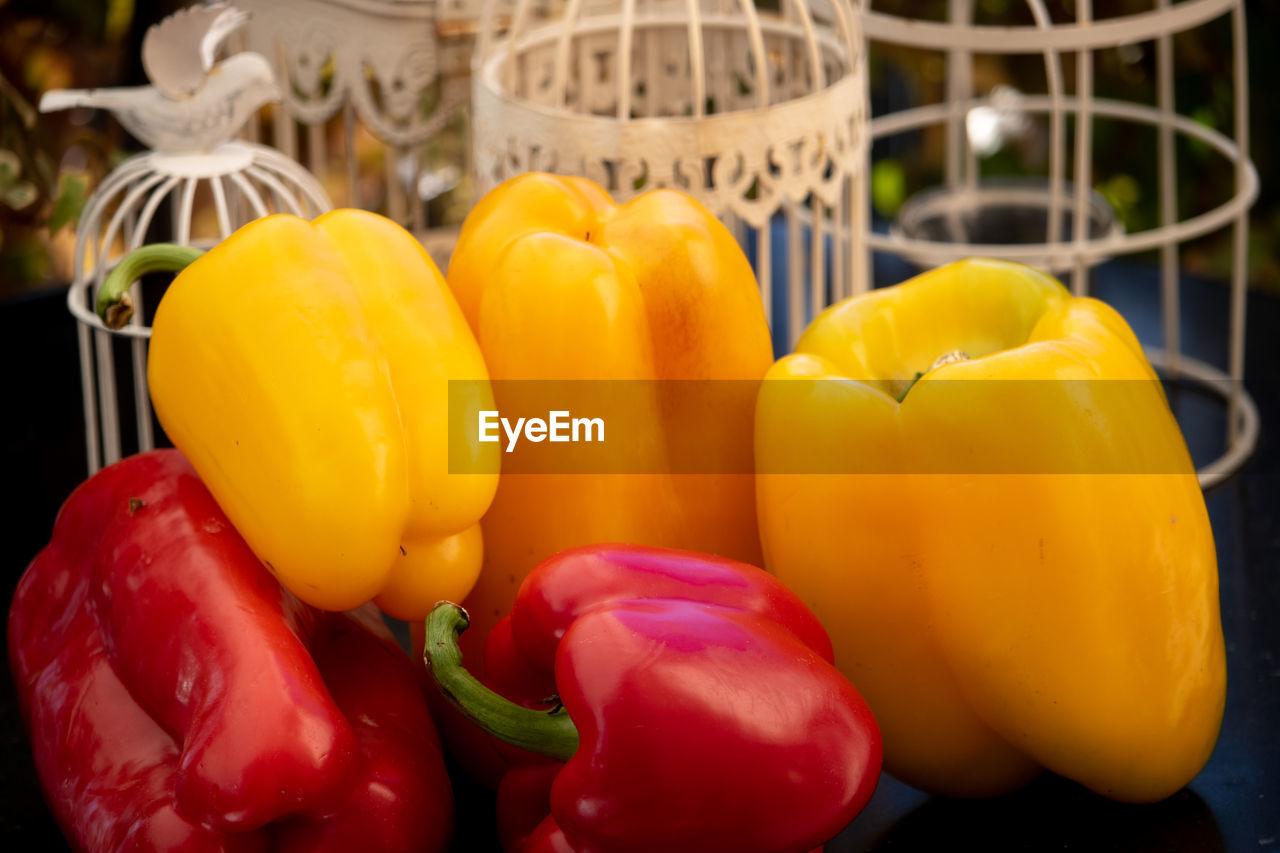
236,0,480,238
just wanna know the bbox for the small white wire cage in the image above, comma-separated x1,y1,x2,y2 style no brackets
236,0,480,237
857,0,1259,488
35,4,336,475
472,0,870,350
64,146,330,475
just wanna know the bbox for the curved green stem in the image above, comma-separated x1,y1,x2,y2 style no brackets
895,371,925,403
97,244,205,329
425,601,579,761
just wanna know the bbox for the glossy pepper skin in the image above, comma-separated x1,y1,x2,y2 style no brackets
8,449,454,852
434,173,773,667
137,209,497,619
426,544,882,853
755,258,1226,802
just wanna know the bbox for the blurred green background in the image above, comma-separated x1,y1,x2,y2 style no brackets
0,0,1276,296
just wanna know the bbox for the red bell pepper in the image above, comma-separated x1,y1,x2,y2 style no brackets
426,544,882,853
8,449,454,852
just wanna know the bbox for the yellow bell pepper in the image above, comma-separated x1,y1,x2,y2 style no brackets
755,258,1225,802
97,210,499,619
440,172,773,658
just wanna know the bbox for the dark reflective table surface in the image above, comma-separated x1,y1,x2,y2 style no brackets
3,260,1277,851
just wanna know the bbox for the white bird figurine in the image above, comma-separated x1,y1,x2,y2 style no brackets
38,3,279,153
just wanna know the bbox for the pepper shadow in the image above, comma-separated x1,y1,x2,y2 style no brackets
828,774,1224,853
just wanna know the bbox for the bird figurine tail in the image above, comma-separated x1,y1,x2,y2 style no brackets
39,89,95,114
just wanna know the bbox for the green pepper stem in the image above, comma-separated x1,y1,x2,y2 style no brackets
895,371,925,403
425,601,579,761
97,243,205,329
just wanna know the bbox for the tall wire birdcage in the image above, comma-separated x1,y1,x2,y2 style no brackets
472,0,870,350
857,0,1259,488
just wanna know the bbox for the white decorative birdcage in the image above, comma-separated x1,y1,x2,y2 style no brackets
472,0,870,349
857,0,1259,488
236,0,482,239
42,4,332,474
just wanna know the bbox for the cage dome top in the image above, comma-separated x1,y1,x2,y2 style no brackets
480,0,861,116
472,0,867,220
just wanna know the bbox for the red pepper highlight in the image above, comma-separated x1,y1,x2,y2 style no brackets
426,544,882,853
8,449,453,852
